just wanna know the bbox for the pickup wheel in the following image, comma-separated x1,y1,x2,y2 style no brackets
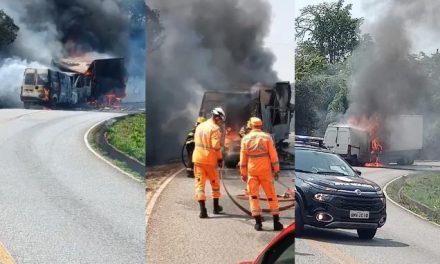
295,204,305,237
357,228,377,239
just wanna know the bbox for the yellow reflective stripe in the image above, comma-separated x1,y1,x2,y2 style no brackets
272,161,279,165
245,134,272,141
248,153,269,158
195,144,220,150
240,164,247,167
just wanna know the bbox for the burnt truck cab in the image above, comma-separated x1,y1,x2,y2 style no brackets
197,82,293,168
53,57,127,106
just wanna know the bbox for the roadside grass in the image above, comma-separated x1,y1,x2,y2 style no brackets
88,128,144,181
401,173,440,213
107,114,145,164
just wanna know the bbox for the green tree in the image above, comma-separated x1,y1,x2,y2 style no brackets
0,10,19,48
295,63,350,136
295,0,362,63
295,42,327,81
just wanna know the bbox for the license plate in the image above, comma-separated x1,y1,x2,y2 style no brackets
350,210,369,219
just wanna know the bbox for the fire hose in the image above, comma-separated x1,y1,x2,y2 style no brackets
182,140,294,216
220,169,295,216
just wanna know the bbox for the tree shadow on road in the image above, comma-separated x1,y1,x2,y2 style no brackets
299,227,409,248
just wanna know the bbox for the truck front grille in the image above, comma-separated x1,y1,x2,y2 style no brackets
332,196,384,211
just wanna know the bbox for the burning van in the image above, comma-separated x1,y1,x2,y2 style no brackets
196,82,293,167
21,57,127,109
20,68,84,108
323,115,423,166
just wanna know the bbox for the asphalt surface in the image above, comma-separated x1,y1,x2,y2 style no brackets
0,109,145,264
296,164,440,264
146,168,294,264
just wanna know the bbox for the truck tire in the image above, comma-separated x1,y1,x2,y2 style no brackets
351,155,361,166
357,228,377,239
224,157,237,168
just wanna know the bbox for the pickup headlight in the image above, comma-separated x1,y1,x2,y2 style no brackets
374,186,383,195
313,193,333,202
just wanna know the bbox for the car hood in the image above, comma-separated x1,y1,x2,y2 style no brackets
296,172,380,192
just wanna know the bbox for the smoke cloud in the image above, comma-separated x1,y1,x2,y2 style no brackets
346,0,440,158
0,58,44,108
0,0,145,105
146,0,278,165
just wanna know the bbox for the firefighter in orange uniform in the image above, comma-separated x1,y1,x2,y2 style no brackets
192,107,226,218
240,117,283,231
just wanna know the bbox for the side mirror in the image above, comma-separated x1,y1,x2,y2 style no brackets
355,169,362,176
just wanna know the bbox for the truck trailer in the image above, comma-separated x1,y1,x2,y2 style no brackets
323,115,423,165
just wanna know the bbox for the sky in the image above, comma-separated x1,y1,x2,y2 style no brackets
263,0,295,83
294,0,440,54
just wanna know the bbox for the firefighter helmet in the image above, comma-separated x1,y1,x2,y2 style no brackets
212,107,226,121
250,117,263,127
196,116,206,124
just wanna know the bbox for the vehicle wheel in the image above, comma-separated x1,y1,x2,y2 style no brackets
352,156,361,166
224,156,237,168
403,157,414,165
397,158,405,165
295,204,305,237
23,102,30,109
357,228,377,239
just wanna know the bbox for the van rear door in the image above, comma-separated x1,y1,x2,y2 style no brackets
334,127,350,154
324,126,337,151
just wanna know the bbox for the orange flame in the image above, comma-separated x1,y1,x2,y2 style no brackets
348,115,384,167
224,127,241,151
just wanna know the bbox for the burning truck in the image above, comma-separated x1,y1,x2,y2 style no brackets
323,115,423,166
194,81,293,168
20,57,127,109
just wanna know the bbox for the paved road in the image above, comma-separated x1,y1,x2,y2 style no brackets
296,167,440,264
0,109,145,264
146,168,294,264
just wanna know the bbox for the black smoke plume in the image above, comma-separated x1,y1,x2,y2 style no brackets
146,0,278,165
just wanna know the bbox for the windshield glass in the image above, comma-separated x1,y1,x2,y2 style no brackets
295,149,356,176
24,73,36,85
37,73,49,85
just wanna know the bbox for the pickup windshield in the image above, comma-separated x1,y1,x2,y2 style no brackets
296,149,356,177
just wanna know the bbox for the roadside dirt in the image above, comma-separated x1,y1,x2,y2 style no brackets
145,163,183,193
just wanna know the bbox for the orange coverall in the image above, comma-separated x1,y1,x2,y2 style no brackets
240,129,280,216
192,118,223,201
